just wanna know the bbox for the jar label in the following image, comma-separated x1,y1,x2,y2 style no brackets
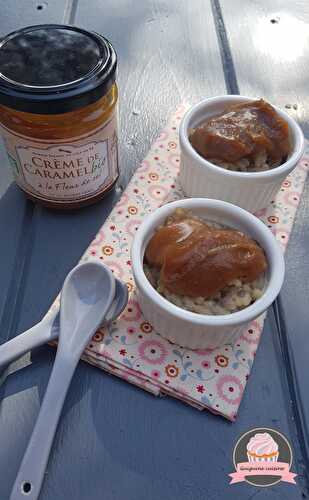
0,110,119,203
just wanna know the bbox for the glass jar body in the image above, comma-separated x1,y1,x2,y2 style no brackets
0,83,119,208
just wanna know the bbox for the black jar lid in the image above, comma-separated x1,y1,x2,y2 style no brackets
0,24,117,114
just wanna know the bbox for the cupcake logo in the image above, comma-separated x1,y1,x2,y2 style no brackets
247,432,279,463
229,428,297,487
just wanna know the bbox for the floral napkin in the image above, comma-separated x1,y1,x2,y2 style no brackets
54,104,309,421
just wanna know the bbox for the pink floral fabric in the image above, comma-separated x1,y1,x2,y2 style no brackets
56,104,308,421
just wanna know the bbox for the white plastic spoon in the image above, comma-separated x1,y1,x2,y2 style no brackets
10,261,116,500
0,277,128,370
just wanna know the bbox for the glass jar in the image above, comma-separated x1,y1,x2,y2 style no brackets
0,24,119,208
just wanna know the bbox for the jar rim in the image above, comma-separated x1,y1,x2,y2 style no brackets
0,24,117,114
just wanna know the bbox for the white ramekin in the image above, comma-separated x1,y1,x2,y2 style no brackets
179,96,304,213
131,198,285,350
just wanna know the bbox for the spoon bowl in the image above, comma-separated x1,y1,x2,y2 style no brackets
59,262,115,357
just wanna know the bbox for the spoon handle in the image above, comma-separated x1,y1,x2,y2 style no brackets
10,352,76,500
0,311,58,370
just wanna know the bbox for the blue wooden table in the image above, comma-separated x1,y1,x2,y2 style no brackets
0,1,309,499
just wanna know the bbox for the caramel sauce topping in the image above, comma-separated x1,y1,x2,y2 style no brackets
145,210,267,298
189,99,290,165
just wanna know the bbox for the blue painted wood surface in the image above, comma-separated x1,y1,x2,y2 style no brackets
0,1,308,499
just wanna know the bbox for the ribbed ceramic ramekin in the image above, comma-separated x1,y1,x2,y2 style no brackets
179,96,304,213
131,198,285,350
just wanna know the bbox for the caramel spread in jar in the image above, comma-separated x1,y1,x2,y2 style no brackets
189,99,290,171
0,25,119,208
145,209,267,299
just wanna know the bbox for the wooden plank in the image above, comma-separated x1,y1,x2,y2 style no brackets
0,0,74,32
0,1,74,338
219,0,309,487
0,0,79,491
218,0,309,133
75,0,226,187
